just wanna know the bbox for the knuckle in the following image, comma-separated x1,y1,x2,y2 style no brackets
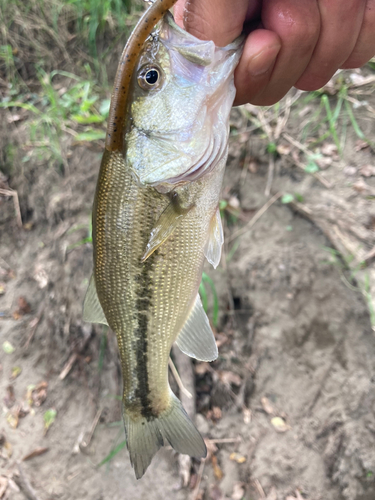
265,3,320,50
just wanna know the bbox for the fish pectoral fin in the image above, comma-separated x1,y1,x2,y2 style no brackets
204,207,224,269
175,294,218,362
82,274,108,326
141,193,194,262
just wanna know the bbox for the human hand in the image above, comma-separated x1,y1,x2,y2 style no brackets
174,0,375,106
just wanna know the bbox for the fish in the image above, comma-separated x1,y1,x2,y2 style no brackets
83,0,243,479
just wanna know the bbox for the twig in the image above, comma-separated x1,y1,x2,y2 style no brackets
364,245,375,264
228,192,282,243
348,74,375,88
171,346,196,488
80,408,102,450
15,463,42,500
264,154,275,196
274,94,293,140
23,305,44,349
59,326,92,380
207,437,241,444
168,356,192,400
190,459,206,500
0,188,22,227
59,353,78,380
252,479,266,499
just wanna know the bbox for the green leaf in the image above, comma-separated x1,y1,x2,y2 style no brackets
304,162,319,174
71,114,104,124
75,130,106,142
266,142,277,155
99,99,111,117
281,194,294,204
3,341,15,354
43,409,57,430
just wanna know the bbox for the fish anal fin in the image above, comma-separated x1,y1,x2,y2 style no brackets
175,295,218,362
204,207,223,269
83,274,108,326
142,193,194,262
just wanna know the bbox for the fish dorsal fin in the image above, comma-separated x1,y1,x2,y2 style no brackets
142,193,193,262
204,208,224,269
175,295,218,362
83,274,108,326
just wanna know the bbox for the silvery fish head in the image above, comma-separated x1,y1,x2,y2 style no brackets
125,12,243,189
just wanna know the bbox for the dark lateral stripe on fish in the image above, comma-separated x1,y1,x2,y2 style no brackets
134,244,157,420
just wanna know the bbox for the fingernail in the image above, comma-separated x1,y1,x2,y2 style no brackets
248,45,280,76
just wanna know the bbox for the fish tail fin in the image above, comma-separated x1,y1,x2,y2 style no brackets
124,393,206,479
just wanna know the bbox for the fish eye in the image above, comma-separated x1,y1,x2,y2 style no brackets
137,65,163,90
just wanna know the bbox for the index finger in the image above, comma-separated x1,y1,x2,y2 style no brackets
174,0,250,46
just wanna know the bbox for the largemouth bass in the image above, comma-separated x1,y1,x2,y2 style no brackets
83,0,243,479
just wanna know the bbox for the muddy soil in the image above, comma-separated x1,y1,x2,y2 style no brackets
1,75,375,499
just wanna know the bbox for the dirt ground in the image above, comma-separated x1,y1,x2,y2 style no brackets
1,52,375,500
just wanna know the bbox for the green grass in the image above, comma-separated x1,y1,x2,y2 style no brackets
200,272,219,327
67,0,133,55
1,68,109,166
98,437,127,467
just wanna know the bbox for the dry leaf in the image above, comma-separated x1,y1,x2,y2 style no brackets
215,332,229,348
316,156,332,170
230,452,247,464
212,406,222,421
4,441,12,459
360,165,375,177
10,366,22,380
353,178,375,195
343,166,357,176
276,144,291,155
7,114,22,123
232,483,245,500
27,381,48,407
195,362,211,375
261,397,274,415
212,455,223,480
16,297,31,315
243,407,251,424
6,412,18,429
248,160,259,173
209,485,223,500
0,476,8,498
354,139,370,152
33,265,49,289
22,447,49,461
228,196,240,209
286,494,304,500
266,486,278,500
321,143,338,156
205,438,218,458
220,371,242,387
271,417,290,433
4,385,15,408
